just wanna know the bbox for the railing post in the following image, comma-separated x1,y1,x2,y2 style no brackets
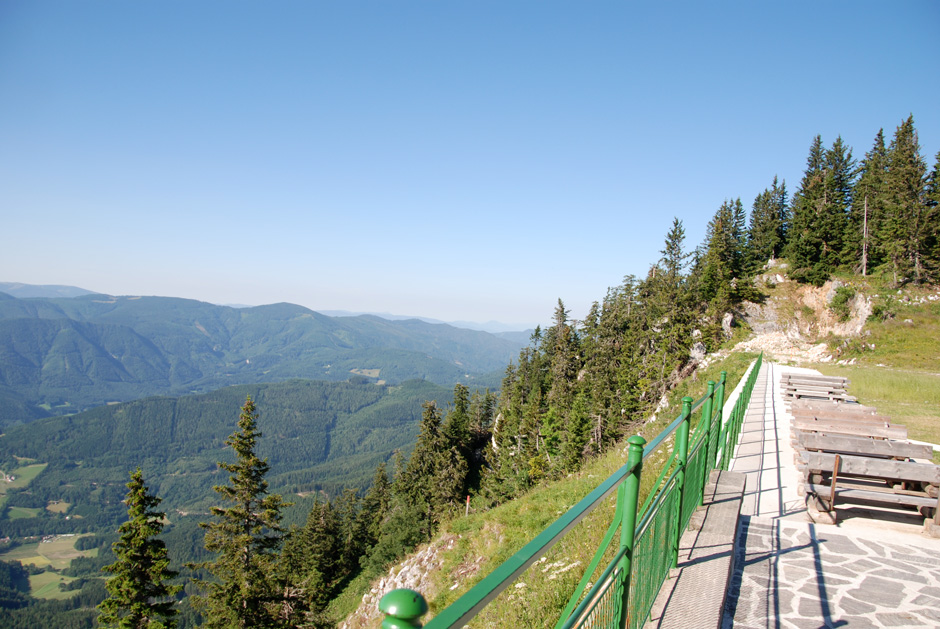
701,380,716,485
715,371,728,470
670,397,692,570
617,434,646,629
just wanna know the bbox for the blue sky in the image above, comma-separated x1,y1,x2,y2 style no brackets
2,2,938,328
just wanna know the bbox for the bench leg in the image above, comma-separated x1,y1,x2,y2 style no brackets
806,493,837,525
925,493,940,538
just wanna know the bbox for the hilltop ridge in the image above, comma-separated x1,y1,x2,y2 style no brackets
0,292,524,424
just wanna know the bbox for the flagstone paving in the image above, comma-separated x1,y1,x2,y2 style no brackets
722,361,940,628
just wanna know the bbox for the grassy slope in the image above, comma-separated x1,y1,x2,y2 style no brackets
331,353,757,627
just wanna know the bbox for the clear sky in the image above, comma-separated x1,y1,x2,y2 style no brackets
2,2,938,329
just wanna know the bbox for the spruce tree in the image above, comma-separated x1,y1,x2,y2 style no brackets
98,468,180,629
848,130,888,274
787,136,830,284
882,115,929,285
279,499,339,614
332,488,365,583
925,151,940,276
699,200,740,301
191,396,291,628
547,299,579,414
442,383,471,450
786,135,856,284
746,177,788,271
822,136,856,266
561,394,591,472
356,462,391,552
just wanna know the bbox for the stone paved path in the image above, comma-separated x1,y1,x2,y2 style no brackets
723,361,940,628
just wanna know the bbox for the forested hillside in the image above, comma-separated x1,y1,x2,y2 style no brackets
0,378,452,533
0,294,523,425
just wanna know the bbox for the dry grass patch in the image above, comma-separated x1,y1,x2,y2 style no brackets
0,535,96,570
46,500,71,514
351,368,381,378
29,571,79,600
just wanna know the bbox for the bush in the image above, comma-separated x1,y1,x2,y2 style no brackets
830,286,856,322
868,297,897,322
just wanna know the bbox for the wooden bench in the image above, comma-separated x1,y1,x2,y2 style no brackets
781,374,856,403
791,417,906,440
790,401,887,423
791,401,877,415
798,432,933,460
781,374,850,387
794,421,940,534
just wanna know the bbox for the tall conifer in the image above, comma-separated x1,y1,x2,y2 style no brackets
882,115,929,284
98,468,180,629
746,177,788,270
787,135,855,284
848,130,888,274
191,396,291,628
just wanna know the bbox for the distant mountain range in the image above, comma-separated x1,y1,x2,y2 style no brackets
0,282,537,334
0,282,97,299
0,289,525,425
319,309,536,336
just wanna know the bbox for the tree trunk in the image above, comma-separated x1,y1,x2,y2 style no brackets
862,195,868,276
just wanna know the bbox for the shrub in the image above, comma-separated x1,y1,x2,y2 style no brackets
830,286,856,322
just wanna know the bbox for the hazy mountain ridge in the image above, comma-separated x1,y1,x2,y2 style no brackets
0,294,522,424
0,282,97,299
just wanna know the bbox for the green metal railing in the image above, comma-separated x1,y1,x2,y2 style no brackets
399,353,763,629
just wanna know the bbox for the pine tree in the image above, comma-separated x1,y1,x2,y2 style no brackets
848,130,888,274
356,462,391,552
98,468,180,629
882,115,929,285
699,200,741,301
191,396,291,628
746,176,788,271
925,151,940,276
787,135,855,284
442,383,471,450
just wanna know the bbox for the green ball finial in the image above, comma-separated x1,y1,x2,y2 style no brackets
379,589,428,628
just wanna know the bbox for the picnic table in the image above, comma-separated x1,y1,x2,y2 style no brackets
784,374,940,536
782,374,856,403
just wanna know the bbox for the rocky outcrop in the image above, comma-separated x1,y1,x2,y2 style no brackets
341,535,459,629
731,278,877,363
